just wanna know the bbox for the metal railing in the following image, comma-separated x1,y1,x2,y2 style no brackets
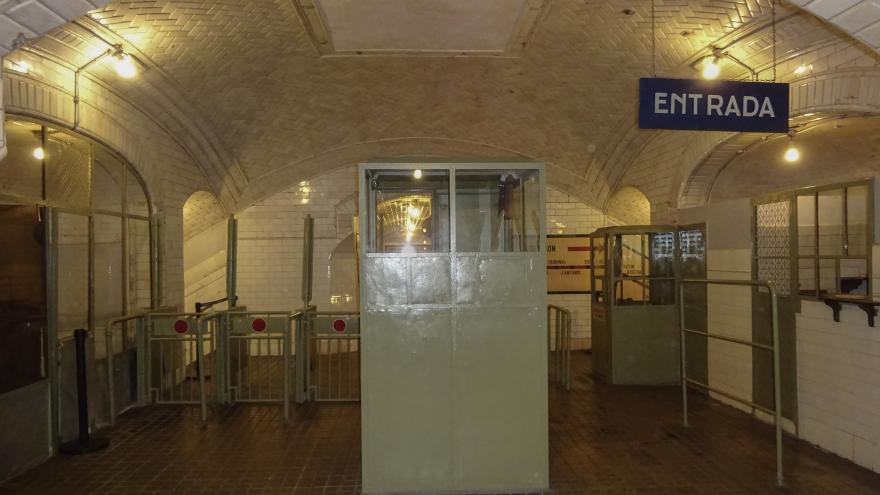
679,278,783,487
101,305,357,424
547,304,572,391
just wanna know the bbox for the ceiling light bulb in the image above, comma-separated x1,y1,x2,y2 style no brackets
784,145,800,163
33,147,45,160
114,53,137,79
702,58,720,80
413,169,422,179
407,206,421,218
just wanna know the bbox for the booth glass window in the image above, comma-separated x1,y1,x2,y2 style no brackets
365,169,450,253
455,170,540,252
0,204,47,394
796,182,871,297
613,232,675,306
0,117,153,394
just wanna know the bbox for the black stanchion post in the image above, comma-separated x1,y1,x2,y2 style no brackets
60,328,109,454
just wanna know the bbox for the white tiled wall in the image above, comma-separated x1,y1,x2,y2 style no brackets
706,248,754,413
235,166,358,312
790,240,880,473
796,299,880,473
183,221,227,313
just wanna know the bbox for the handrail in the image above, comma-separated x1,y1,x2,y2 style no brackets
104,312,149,425
679,278,783,487
547,304,572,391
195,295,238,313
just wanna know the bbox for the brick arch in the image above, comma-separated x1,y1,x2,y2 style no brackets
3,20,235,212
236,137,597,211
183,190,227,241
678,107,880,209
606,186,651,226
3,72,210,213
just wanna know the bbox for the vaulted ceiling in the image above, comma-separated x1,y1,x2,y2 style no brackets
3,0,879,213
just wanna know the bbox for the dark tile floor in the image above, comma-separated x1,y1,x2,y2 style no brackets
3,352,880,494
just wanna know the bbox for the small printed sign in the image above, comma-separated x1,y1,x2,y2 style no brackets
547,235,592,294
639,77,789,133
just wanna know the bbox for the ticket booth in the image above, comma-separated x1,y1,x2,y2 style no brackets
589,225,680,385
359,161,549,494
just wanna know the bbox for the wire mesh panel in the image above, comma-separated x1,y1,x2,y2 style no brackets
755,200,792,297
226,312,291,405
310,314,360,401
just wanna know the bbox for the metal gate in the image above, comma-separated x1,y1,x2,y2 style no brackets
223,311,295,420
143,312,213,420
309,312,360,401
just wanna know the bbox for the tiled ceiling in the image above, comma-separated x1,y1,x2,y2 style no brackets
710,115,880,202
5,0,878,211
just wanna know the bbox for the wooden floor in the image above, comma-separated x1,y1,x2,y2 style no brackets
3,352,880,494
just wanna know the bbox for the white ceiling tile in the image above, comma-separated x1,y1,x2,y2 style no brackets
855,19,880,46
6,0,64,34
833,1,880,31
806,0,862,19
42,0,97,20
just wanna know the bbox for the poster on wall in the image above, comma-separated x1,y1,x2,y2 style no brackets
547,235,591,294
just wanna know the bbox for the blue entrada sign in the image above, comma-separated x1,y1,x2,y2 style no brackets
639,78,789,133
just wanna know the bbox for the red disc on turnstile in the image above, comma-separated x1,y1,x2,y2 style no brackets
173,319,188,334
252,318,267,332
333,319,346,333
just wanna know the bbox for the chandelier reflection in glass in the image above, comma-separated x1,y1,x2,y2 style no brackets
376,193,433,252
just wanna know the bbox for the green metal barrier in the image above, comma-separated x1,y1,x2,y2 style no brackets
547,304,572,391
679,278,783,488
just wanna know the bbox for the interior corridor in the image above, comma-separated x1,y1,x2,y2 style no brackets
3,352,878,495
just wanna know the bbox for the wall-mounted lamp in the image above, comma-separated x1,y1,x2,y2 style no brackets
701,57,720,80
783,130,800,163
32,147,45,160
114,52,137,79
413,169,423,179
73,44,140,129
694,47,757,81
